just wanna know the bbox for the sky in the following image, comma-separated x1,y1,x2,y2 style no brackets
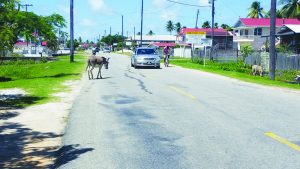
20,0,272,42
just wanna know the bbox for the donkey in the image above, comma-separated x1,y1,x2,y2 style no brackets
86,55,110,80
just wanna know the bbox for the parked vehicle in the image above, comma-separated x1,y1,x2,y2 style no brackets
103,47,110,53
131,47,161,69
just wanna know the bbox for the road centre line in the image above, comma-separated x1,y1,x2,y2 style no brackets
265,132,300,153
169,86,197,100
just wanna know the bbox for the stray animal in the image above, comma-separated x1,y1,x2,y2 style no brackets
252,65,263,76
86,55,109,80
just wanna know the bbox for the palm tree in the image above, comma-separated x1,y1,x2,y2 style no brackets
214,23,219,28
166,20,174,35
202,21,211,28
279,0,300,18
174,22,182,34
265,10,283,18
247,1,266,18
147,30,154,35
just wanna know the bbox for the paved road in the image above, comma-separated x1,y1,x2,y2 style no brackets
57,53,300,169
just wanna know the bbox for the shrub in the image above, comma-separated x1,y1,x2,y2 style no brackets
240,44,254,62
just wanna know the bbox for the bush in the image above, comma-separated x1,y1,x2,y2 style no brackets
240,44,254,62
276,70,300,82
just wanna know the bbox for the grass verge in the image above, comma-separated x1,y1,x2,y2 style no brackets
0,53,87,107
170,58,300,90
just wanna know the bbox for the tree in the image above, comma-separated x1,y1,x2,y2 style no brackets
101,34,123,46
202,21,211,28
78,37,82,43
279,0,300,18
0,1,66,52
174,22,182,34
214,23,219,28
147,30,154,35
220,24,233,31
166,20,174,35
247,1,266,18
265,10,283,18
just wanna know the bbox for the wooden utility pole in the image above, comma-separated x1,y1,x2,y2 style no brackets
122,15,124,53
70,0,74,62
210,0,215,61
140,0,144,47
269,0,276,80
196,9,199,28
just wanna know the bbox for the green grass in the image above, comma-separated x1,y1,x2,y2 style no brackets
0,54,87,107
170,58,300,90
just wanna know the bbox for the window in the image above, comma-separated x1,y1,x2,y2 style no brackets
240,30,244,35
137,49,156,55
245,30,249,36
254,28,262,36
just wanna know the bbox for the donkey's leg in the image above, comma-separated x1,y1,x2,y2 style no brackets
99,65,103,79
90,66,94,79
97,66,101,79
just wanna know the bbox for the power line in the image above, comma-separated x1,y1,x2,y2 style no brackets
166,0,210,8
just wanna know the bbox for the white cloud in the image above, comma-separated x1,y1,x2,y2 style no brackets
160,10,178,21
87,0,113,14
80,19,96,26
199,0,210,6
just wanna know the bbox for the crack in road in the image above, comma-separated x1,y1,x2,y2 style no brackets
124,73,153,94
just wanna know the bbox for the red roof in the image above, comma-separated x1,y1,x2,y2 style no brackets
152,42,176,47
239,18,300,27
41,41,47,46
180,28,229,36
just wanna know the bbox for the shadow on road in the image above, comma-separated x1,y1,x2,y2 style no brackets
52,144,94,168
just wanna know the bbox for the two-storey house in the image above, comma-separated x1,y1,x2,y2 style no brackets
233,18,300,50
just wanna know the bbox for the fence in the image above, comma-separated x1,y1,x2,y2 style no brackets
192,48,300,71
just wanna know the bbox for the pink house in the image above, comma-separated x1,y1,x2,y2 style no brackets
233,18,300,49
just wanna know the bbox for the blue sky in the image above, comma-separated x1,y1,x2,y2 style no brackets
20,0,272,41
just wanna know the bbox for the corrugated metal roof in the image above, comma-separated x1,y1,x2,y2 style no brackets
238,18,300,27
284,24,300,33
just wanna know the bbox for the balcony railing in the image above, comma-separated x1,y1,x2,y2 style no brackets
233,35,256,41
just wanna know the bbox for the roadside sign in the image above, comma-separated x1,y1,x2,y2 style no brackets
185,31,206,44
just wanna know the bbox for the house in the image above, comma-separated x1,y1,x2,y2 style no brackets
179,28,234,49
233,18,300,50
127,35,177,46
277,24,300,53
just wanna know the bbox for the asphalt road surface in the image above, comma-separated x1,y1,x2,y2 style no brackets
57,53,300,169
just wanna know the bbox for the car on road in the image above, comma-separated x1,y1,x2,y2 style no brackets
103,47,111,53
131,47,160,69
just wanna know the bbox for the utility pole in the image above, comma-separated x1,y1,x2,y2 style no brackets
70,0,74,62
140,0,144,47
195,9,199,28
269,0,276,80
110,26,112,35
122,15,124,53
21,4,33,12
210,0,215,61
104,30,107,36
134,27,136,40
